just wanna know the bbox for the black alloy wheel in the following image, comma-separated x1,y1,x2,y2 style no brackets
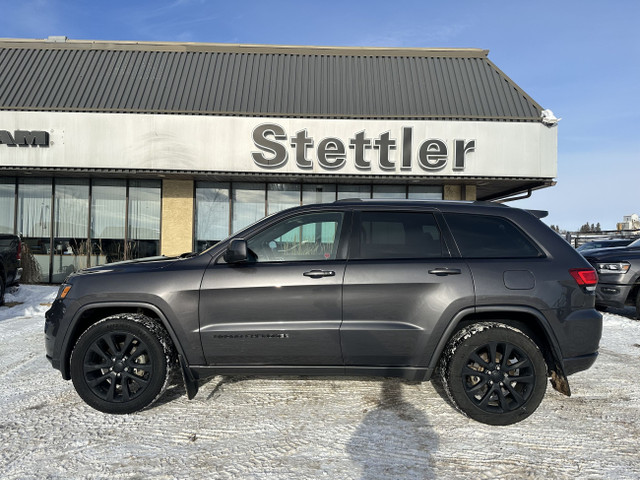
70,314,175,414
440,322,547,425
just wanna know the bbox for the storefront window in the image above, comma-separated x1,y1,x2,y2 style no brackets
232,183,266,234
267,184,300,215
302,184,337,205
91,179,126,265
372,185,407,199
195,182,230,251
18,178,52,281
337,185,371,200
408,186,443,199
128,180,161,259
0,178,15,234
52,179,90,283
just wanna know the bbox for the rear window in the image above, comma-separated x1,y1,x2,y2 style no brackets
444,213,542,258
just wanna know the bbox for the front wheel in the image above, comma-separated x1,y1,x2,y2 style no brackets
439,322,548,425
70,314,176,414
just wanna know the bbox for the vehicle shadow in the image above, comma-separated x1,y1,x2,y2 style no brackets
346,378,439,479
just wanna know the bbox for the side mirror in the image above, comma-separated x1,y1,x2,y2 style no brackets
223,239,249,263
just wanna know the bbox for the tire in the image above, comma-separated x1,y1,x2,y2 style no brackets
635,290,640,320
0,275,5,306
439,322,548,426
70,314,176,414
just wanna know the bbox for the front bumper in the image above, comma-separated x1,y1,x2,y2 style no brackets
44,298,66,371
595,282,633,308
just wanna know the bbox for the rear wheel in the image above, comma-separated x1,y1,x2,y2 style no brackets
0,275,5,306
635,290,640,320
439,322,548,425
70,314,176,414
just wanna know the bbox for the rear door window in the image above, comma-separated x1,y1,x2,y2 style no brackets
354,211,444,259
444,213,542,258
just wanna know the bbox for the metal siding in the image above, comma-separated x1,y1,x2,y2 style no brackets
209,52,225,112
462,58,483,116
16,49,36,107
0,45,542,120
207,52,222,111
35,50,65,108
143,52,163,110
1,49,27,106
475,60,499,118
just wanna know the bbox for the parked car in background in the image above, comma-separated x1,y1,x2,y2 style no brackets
45,200,602,425
576,238,633,252
583,238,640,317
0,234,22,305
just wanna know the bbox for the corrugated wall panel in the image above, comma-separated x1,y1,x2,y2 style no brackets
0,44,543,120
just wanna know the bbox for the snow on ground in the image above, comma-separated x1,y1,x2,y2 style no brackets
1,285,639,479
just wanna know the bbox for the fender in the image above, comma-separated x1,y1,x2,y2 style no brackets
60,301,195,381
424,305,567,390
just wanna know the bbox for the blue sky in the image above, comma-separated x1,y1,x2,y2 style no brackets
5,0,639,231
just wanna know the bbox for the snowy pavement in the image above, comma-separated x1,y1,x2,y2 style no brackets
1,285,639,479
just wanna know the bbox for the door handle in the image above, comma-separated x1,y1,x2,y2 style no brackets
428,268,462,276
303,270,336,278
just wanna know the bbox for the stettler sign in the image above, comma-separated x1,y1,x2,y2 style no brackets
0,111,557,178
251,123,476,172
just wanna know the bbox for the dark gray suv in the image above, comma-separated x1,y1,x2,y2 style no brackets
45,200,601,425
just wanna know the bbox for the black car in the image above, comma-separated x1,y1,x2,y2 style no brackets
576,238,633,253
583,238,640,317
45,200,601,425
0,234,22,304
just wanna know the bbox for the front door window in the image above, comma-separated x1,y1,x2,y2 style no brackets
247,211,344,263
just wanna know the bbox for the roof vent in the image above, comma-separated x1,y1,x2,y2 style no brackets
46,36,68,43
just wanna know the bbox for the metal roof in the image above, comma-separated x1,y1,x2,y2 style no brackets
0,38,543,121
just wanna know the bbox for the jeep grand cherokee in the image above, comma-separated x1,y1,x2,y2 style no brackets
45,200,601,425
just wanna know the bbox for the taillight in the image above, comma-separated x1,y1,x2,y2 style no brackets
569,268,598,289
16,239,21,260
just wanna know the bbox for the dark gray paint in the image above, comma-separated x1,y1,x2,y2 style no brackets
341,258,474,366
199,261,345,365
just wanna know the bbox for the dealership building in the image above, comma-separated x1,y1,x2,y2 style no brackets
0,37,557,283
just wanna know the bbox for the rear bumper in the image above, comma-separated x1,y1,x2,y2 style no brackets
563,352,598,376
554,307,602,376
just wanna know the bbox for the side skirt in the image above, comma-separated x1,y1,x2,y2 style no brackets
187,365,429,382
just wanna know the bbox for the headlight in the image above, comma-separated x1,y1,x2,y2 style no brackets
596,262,630,274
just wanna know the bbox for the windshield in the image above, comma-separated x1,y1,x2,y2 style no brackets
627,238,640,248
